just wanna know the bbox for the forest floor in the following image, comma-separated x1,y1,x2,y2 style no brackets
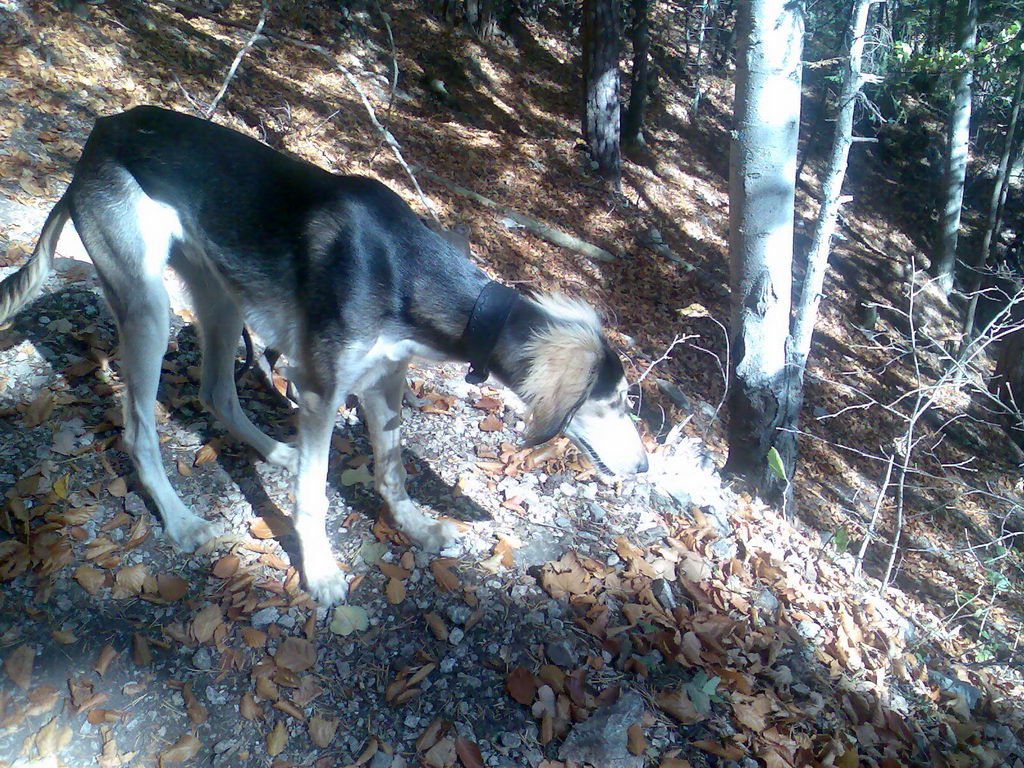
0,1,1023,767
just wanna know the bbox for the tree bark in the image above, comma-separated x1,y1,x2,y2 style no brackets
933,0,978,296
621,0,651,146
581,0,622,186
723,0,804,507
775,0,874,503
959,69,1024,352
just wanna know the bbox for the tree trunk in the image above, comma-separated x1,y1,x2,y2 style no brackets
959,69,1024,352
723,0,804,507
776,0,874,495
693,0,715,114
581,0,622,186
622,0,651,146
933,0,978,296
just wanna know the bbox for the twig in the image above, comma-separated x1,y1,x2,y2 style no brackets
636,334,691,384
367,0,399,167
854,451,895,577
206,0,269,118
153,0,439,222
414,168,616,262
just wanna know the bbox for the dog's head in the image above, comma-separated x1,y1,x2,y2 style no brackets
520,296,648,477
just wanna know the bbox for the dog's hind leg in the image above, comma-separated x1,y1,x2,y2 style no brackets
74,190,221,551
171,259,297,471
361,362,458,552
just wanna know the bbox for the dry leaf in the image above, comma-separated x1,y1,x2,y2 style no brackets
250,518,274,539
267,719,288,756
240,692,263,721
479,414,503,432
275,637,316,673
113,564,149,598
455,737,485,768
107,476,127,498
95,644,119,677
158,734,201,766
74,564,106,594
627,723,646,755
424,612,449,642
212,554,240,579
424,736,456,768
431,558,461,592
308,714,339,748
242,627,268,649
132,633,152,667
656,689,706,724
157,574,188,601
4,644,34,690
506,666,537,706
386,577,406,604
191,604,223,644
194,440,220,466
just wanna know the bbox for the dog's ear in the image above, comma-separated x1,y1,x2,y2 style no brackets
523,346,599,447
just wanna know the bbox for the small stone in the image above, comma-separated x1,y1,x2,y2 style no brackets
192,648,213,671
449,627,465,645
650,578,677,609
499,732,521,750
546,641,575,667
250,607,279,628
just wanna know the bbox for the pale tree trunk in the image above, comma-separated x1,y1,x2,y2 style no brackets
934,0,978,296
959,70,1024,352
723,0,804,507
775,0,876,480
582,0,622,186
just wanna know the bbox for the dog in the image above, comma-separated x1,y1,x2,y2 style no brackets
0,106,648,605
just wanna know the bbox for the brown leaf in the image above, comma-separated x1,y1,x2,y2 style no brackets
74,564,107,595
506,666,538,706
455,737,485,768
424,612,449,641
107,476,128,498
212,554,240,579
242,627,268,649
240,692,263,721
158,734,201,766
424,736,456,768
659,759,693,768
275,637,317,673
386,577,406,604
627,723,646,755
194,440,220,467
132,633,153,667
191,603,223,644
250,518,274,539
479,414,503,432
655,689,706,724
35,715,72,756
309,714,339,748
4,644,34,690
176,459,193,477
26,685,60,717
267,719,288,756
416,717,447,752
431,558,461,592
95,644,119,677
112,563,149,598
157,574,188,601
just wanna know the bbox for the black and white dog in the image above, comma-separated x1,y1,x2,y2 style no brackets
0,106,647,604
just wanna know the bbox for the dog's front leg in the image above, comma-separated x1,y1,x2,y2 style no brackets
362,364,459,552
293,387,349,605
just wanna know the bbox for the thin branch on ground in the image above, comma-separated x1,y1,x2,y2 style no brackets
206,0,269,119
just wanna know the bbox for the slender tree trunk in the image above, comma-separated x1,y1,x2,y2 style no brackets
622,0,651,146
775,0,874,492
581,0,622,186
933,0,978,296
959,70,1024,352
723,0,804,507
693,0,715,114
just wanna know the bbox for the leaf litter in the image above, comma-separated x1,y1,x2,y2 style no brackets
0,1,1022,767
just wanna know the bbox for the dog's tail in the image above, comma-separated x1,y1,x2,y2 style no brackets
0,198,70,324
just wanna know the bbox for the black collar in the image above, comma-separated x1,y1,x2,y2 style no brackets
462,280,519,384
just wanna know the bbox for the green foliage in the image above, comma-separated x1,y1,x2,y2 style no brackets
683,670,722,715
766,447,786,481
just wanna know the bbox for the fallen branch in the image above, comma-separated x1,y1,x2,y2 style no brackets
414,168,616,263
206,0,268,118
154,0,438,221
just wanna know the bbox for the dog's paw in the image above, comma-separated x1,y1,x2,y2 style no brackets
410,519,461,553
305,568,350,606
164,513,221,553
265,442,298,473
